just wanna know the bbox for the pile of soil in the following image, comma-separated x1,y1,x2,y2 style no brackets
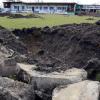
12,21,100,79
8,13,42,19
0,22,100,100
86,18,95,20
0,26,28,63
0,13,10,17
0,13,42,19
78,12,100,17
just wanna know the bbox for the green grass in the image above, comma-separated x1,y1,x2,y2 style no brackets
0,14,100,29
96,73,100,81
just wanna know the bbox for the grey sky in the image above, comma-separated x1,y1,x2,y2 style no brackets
19,0,100,4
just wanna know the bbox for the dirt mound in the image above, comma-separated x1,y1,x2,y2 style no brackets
1,23,100,100
0,27,28,64
86,18,95,20
96,20,100,25
0,13,42,19
12,22,100,78
8,13,42,19
78,12,100,17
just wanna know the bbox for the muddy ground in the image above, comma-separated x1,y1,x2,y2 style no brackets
0,22,100,79
0,22,100,100
12,21,100,79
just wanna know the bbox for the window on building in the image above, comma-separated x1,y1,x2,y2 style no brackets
0,8,1,12
36,6,38,9
44,7,48,10
14,6,18,9
62,7,66,10
22,6,25,10
50,7,54,10
14,6,19,11
27,6,32,11
67,5,74,12
40,6,42,10
4,3,10,8
57,7,62,10
27,6,32,9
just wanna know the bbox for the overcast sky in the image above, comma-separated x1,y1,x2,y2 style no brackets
0,0,100,7
19,0,100,4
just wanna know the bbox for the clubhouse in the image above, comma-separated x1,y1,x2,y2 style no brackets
3,1,100,15
3,1,77,15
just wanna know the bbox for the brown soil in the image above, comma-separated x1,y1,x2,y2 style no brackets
12,21,100,76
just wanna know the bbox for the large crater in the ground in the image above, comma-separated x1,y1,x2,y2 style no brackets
12,23,100,80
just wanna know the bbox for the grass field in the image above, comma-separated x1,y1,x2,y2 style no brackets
0,14,100,29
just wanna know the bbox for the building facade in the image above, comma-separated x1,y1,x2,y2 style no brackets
82,5,100,13
3,2,77,15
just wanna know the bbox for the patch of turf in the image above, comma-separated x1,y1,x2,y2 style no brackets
0,14,100,29
96,73,100,81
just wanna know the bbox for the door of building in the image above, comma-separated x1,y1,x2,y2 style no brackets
32,7,34,12
17,6,19,12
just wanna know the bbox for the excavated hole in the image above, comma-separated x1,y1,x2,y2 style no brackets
11,23,100,100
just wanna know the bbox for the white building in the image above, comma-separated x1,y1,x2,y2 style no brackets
3,1,77,15
82,5,100,12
